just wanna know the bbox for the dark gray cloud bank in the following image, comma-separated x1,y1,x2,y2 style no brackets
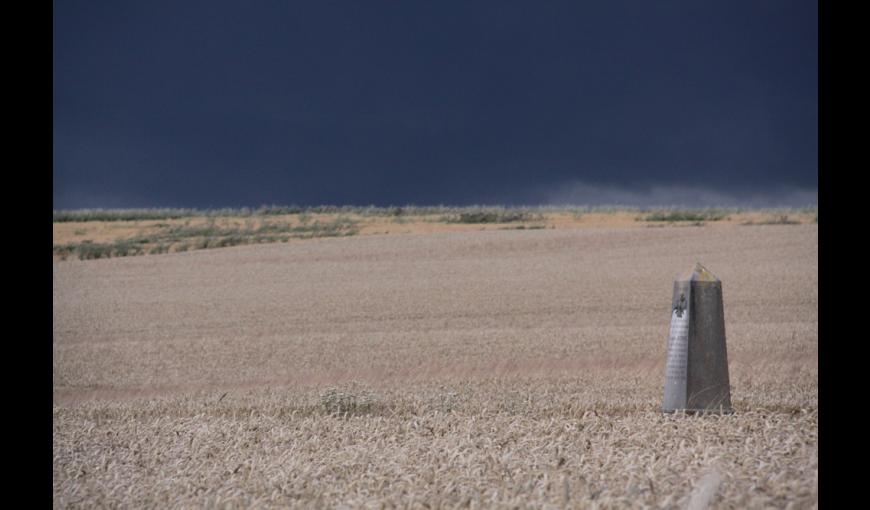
533,182,816,209
53,1,817,209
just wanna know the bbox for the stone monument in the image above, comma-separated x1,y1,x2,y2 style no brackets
662,263,732,413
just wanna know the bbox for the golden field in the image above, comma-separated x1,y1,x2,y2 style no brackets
53,218,817,508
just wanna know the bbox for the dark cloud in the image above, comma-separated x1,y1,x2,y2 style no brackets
54,1,817,209
530,181,817,209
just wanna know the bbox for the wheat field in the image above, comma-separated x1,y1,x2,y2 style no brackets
53,223,818,508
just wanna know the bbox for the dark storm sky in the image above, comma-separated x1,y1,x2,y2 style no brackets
53,1,817,209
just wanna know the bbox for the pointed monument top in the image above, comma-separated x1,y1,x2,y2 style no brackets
679,262,720,282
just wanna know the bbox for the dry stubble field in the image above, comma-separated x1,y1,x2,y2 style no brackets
53,222,818,508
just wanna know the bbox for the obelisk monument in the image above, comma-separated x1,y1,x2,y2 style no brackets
662,263,732,413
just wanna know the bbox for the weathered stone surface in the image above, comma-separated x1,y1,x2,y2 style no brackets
662,263,732,413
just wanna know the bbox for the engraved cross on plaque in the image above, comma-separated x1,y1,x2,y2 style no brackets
674,293,687,318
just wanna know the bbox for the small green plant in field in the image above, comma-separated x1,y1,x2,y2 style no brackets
53,244,77,260
52,237,137,259
443,210,541,224
111,241,145,258
644,221,706,228
320,388,379,416
148,244,170,255
741,215,801,226
500,224,547,230
640,209,729,222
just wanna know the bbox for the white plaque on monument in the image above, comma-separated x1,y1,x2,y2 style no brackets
663,290,690,410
